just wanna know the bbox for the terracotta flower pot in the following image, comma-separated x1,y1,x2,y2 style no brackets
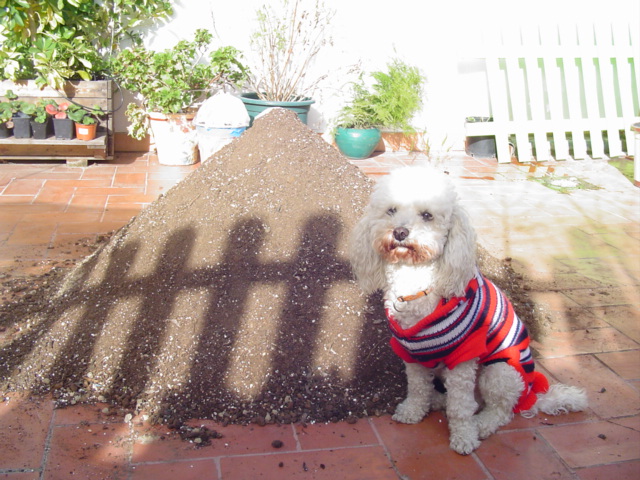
75,122,97,141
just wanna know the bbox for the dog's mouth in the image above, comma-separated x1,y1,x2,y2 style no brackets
375,233,434,264
390,242,414,253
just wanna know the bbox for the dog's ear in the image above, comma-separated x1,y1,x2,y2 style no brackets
436,204,477,297
349,211,386,294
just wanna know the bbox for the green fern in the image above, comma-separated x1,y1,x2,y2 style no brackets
337,59,424,130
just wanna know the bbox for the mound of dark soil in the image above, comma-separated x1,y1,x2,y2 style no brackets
0,109,538,427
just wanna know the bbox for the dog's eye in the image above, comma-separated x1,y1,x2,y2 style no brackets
420,211,433,221
386,207,397,216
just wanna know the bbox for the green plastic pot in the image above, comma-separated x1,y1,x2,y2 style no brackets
240,93,314,126
334,127,382,159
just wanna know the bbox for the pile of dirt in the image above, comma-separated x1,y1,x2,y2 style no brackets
0,109,539,427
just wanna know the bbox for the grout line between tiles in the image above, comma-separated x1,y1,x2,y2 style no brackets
38,402,57,480
469,451,496,480
367,417,407,480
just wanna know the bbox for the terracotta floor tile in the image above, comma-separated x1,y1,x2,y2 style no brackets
563,286,640,308
45,421,132,479
0,195,35,205
531,327,639,358
80,167,117,181
0,204,66,216
0,394,54,471
370,414,487,480
52,402,120,426
539,417,640,468
130,459,217,479
114,172,147,187
24,211,102,225
55,221,122,235
594,305,640,343
596,351,640,380
2,179,45,196
576,460,640,480
475,430,576,480
294,420,379,450
101,206,145,224
6,223,56,246
67,194,108,212
75,186,144,196
45,179,110,189
131,423,219,463
107,194,159,204
33,185,74,206
27,171,84,181
219,446,397,480
557,257,640,288
132,422,295,463
145,180,185,195
539,355,640,418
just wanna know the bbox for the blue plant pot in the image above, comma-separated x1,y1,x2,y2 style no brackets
334,127,382,159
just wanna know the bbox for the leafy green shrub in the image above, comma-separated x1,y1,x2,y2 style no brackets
110,29,250,139
337,59,425,130
67,104,106,125
0,0,173,89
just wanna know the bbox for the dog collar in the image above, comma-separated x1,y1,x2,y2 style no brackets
396,288,433,303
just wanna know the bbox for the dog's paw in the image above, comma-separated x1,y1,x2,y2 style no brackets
392,399,428,424
448,420,481,455
449,432,481,455
476,417,495,440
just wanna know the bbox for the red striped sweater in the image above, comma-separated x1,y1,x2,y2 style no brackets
386,273,548,413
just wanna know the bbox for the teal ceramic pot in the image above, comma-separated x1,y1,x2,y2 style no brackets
334,127,382,159
240,93,315,126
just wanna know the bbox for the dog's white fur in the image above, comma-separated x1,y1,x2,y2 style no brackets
350,166,587,454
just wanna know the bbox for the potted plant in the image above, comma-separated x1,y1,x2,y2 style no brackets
0,101,12,138
464,116,496,158
45,101,74,140
0,1,173,89
334,59,425,159
241,0,334,125
4,90,33,139
67,104,106,141
28,101,51,140
111,29,249,165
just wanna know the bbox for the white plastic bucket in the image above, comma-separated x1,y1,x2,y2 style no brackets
196,125,246,161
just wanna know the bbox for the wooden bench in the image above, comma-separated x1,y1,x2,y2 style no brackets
0,80,114,166
465,22,640,163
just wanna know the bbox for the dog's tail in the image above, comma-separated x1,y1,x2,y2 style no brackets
521,383,588,418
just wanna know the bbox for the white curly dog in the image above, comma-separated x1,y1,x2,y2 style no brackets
350,166,587,455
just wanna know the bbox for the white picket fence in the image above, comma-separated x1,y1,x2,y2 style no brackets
465,23,640,163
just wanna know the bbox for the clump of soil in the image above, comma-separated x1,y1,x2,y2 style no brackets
0,109,539,427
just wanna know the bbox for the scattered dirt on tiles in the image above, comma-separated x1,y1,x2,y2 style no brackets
0,109,546,433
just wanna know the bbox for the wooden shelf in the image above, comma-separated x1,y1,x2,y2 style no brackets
0,132,107,147
0,80,115,166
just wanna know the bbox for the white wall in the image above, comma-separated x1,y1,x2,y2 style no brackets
116,0,639,152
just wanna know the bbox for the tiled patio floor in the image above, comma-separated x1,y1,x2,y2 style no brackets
1,151,639,479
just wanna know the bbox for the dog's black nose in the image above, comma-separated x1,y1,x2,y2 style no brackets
393,227,409,241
